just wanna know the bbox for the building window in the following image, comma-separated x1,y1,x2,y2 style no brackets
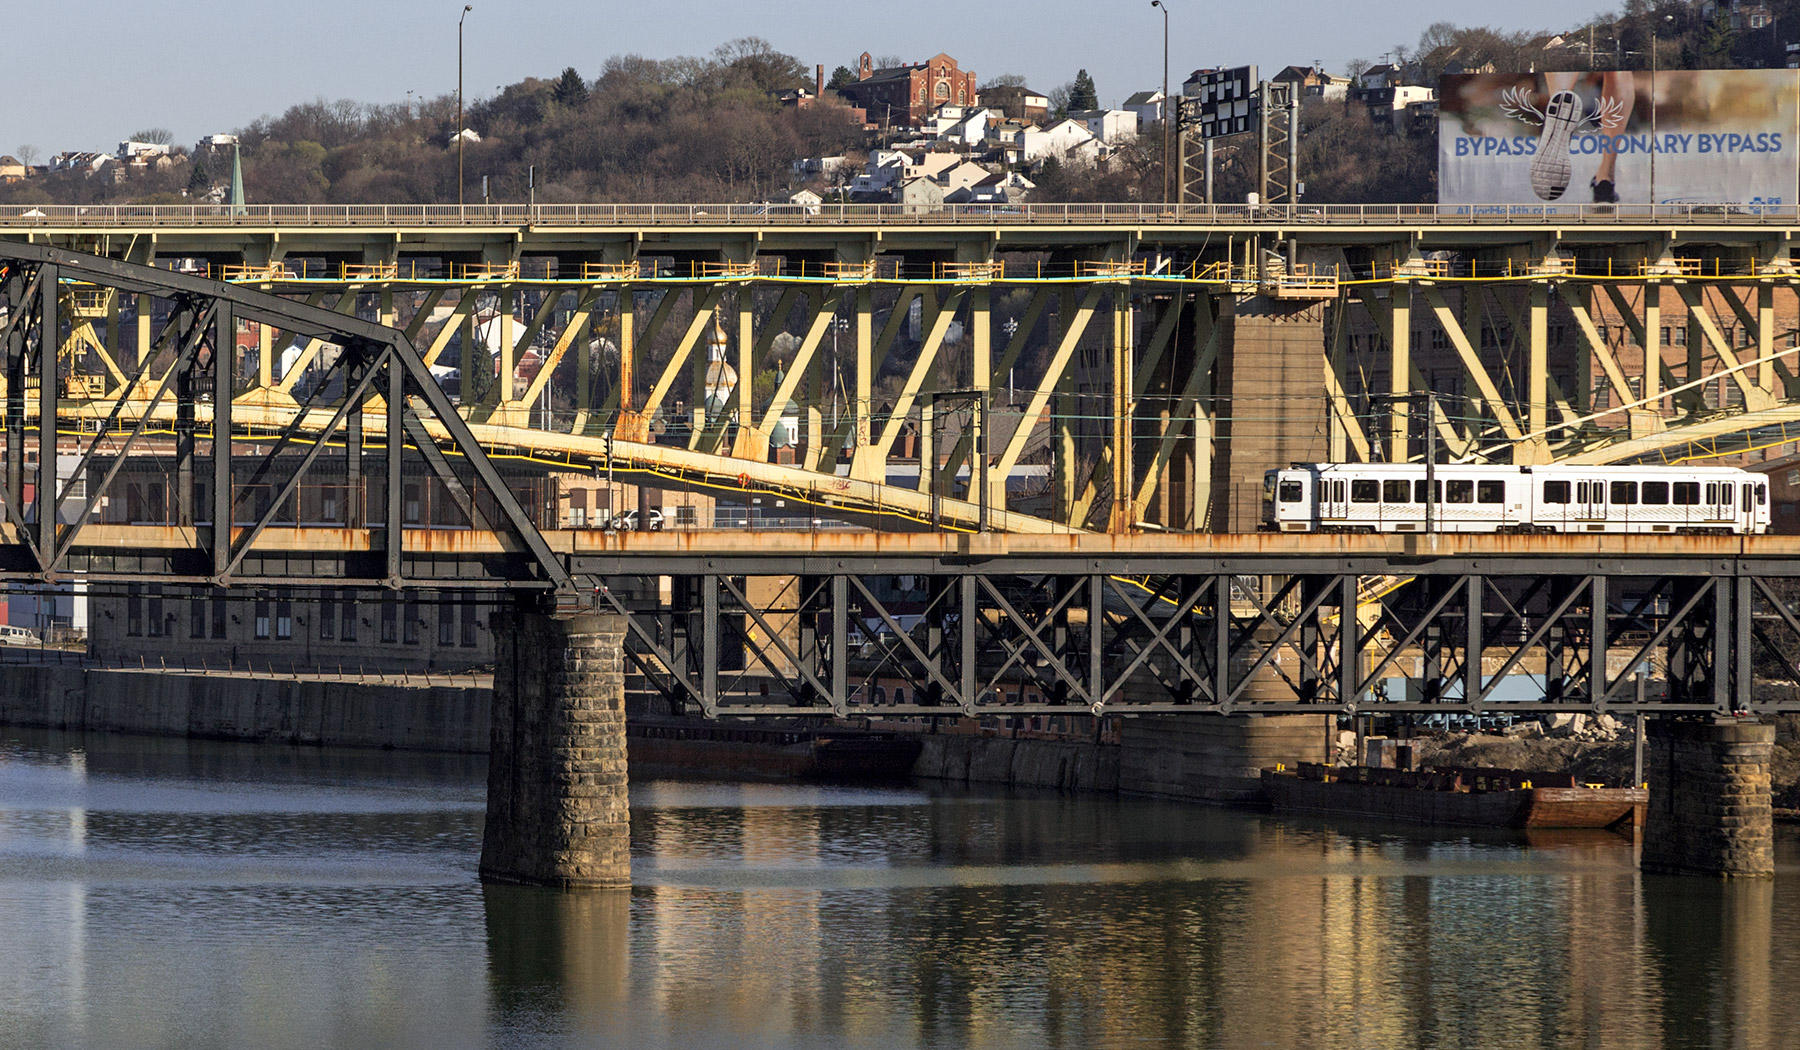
275,588,292,640
403,596,420,645
212,594,227,639
127,587,143,637
147,584,164,638
438,593,456,646
381,596,397,643
191,594,206,639
1673,327,1688,347
461,592,478,648
341,593,356,641
254,593,270,639
569,488,587,527
676,505,697,527
320,589,336,641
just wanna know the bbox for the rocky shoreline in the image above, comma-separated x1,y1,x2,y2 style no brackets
1387,715,1800,819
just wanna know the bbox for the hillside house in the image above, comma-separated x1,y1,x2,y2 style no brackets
1067,109,1138,145
981,85,1051,123
1123,89,1168,127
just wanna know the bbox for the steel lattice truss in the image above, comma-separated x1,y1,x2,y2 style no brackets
577,547,1800,717
0,244,570,593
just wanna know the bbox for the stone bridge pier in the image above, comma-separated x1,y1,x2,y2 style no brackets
1643,718,1774,878
480,610,632,889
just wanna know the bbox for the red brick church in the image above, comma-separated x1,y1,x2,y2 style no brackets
835,52,979,127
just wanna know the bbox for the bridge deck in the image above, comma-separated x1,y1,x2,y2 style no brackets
54,525,1800,571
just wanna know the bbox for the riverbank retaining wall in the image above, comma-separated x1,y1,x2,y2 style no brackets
0,669,1326,806
0,665,489,752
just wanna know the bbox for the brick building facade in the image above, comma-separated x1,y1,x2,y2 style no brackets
836,52,979,127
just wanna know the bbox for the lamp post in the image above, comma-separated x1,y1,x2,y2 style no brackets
458,4,472,208
1650,13,1672,209
1152,0,1170,205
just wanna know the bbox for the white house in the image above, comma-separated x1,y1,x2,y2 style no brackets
849,150,908,195
791,155,848,178
1123,90,1167,127
932,106,996,147
1067,109,1138,145
117,140,173,159
1028,119,1099,166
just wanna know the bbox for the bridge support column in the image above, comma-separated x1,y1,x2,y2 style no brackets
1642,718,1773,878
480,610,632,889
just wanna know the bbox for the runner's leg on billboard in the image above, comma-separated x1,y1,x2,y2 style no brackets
1531,73,1581,201
1590,72,1634,203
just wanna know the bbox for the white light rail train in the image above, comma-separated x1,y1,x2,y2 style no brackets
1263,463,1771,535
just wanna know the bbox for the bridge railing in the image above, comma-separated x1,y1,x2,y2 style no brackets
1,202,1796,227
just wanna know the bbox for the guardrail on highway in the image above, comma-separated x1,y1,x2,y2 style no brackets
0,202,1795,227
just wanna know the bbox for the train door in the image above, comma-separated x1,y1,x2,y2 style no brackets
1575,479,1607,526
1704,481,1733,525
1319,475,1349,525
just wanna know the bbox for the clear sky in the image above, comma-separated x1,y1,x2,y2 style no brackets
16,0,1614,155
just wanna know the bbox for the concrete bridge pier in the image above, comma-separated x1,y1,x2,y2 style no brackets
1642,718,1774,878
480,610,632,889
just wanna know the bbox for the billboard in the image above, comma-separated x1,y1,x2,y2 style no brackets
1438,70,1799,207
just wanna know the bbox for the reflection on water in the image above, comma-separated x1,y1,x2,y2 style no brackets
1,727,1796,1049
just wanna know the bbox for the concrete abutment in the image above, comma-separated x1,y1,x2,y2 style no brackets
1642,718,1774,878
479,611,632,889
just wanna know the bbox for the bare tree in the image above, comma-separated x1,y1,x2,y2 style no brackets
127,128,174,145
13,145,39,166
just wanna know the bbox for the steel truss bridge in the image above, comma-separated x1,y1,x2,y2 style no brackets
12,208,1800,535
5,218,1800,717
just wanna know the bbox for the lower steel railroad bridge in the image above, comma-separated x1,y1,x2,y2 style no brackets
3,208,1798,883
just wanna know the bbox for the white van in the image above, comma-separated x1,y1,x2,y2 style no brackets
0,625,38,646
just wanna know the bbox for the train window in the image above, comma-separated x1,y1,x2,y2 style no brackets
1745,484,1755,512
1673,482,1700,505
1477,480,1505,504
1278,480,1303,503
1705,483,1718,504
1576,482,1588,502
1413,479,1439,503
1642,481,1669,505
1351,480,1379,503
1446,479,1473,503
1543,480,1571,503
1610,481,1637,505
1758,483,1768,505
1382,480,1410,503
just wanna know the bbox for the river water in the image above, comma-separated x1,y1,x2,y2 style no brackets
1,727,1796,1050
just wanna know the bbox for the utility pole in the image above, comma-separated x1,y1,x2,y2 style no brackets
458,4,472,208
1153,0,1171,206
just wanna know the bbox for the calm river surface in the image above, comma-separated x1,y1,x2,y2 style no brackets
2,727,1797,1050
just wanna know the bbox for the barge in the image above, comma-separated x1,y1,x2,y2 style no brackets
1261,762,1646,830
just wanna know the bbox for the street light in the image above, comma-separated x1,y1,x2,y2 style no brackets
458,4,472,208
1152,0,1171,205
1650,13,1673,209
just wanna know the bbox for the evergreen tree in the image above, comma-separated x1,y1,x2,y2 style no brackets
1701,10,1736,67
826,65,857,91
553,67,589,108
1068,70,1098,112
186,160,210,195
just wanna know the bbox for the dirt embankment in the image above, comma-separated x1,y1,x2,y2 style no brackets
1388,715,1800,813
